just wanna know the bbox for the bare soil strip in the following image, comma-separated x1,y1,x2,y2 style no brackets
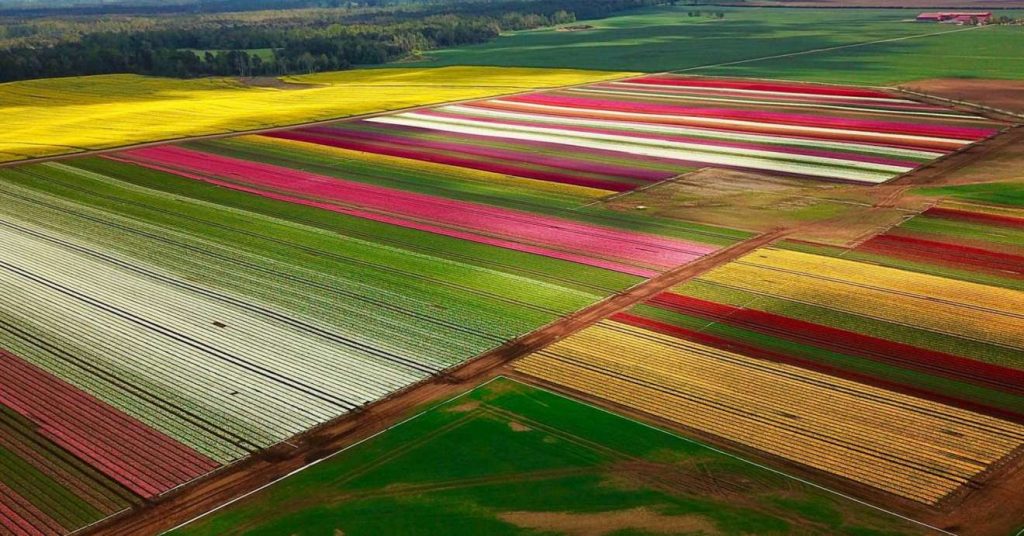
82,231,786,536
889,125,1024,187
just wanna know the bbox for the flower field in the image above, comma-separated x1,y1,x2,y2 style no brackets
848,204,1024,289
515,320,1024,505
274,75,1003,187
0,107,741,534
516,239,1024,506
0,350,218,535
1,64,1019,534
0,67,630,164
108,145,719,277
699,249,1024,352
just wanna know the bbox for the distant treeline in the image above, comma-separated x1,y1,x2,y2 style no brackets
0,0,416,17
0,0,673,81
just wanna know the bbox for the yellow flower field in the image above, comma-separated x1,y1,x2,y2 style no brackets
0,67,632,164
699,248,1024,351
515,320,1024,504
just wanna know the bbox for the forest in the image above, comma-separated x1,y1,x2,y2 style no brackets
0,0,674,81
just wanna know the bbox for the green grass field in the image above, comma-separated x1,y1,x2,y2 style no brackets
395,6,1024,85
171,377,931,536
914,182,1024,208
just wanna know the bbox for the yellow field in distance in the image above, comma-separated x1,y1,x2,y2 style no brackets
515,320,1024,504
0,66,633,164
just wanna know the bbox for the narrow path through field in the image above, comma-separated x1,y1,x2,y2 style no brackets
83,230,787,536
671,25,985,75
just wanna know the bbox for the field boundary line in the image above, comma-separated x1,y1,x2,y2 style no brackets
512,374,957,536
162,376,504,534
894,87,1024,122
670,25,985,74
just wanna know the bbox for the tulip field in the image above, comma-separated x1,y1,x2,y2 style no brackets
1,60,1022,535
666,244,1024,414
0,106,741,533
0,350,218,534
515,320,1024,505
516,240,1024,506
846,204,1024,290
276,75,1003,186
0,154,712,457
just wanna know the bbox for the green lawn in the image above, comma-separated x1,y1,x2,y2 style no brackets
171,377,932,536
699,24,1024,85
914,181,1024,208
393,6,1024,85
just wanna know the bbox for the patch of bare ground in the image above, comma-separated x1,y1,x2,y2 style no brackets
556,24,595,32
606,459,759,499
901,78,1024,116
928,445,1024,536
499,508,720,536
235,76,313,89
603,168,925,246
897,126,1024,191
445,400,481,413
507,421,531,432
604,169,858,231
390,53,436,64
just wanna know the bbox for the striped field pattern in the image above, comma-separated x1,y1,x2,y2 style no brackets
110,145,719,277
515,320,1024,505
274,75,1003,187
700,249,1024,354
0,350,218,535
0,92,743,533
852,205,1024,288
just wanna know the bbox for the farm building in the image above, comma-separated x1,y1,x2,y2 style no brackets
916,12,992,24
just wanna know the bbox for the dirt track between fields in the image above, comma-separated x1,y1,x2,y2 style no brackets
901,79,1024,117
888,124,1024,187
83,231,786,536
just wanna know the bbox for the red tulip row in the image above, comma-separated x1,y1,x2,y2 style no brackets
647,292,1024,393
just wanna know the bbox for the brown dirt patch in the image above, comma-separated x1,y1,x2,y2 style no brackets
508,421,531,432
499,508,720,536
556,24,595,32
604,168,914,244
896,126,1024,191
445,401,481,413
606,459,758,499
901,79,1024,115
604,169,858,230
235,76,313,90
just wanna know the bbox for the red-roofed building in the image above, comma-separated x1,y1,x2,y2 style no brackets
916,12,992,24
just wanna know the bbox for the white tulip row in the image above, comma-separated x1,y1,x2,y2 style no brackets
368,113,904,183
0,221,448,463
